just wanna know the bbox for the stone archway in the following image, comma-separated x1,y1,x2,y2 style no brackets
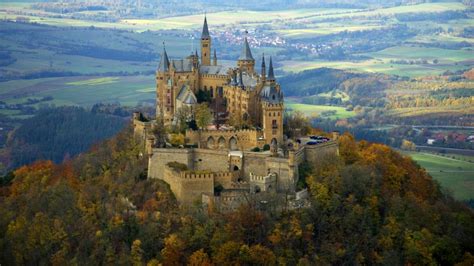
218,136,226,149
207,136,215,149
229,137,238,150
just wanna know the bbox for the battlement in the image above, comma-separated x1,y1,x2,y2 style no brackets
262,102,284,108
180,172,214,179
186,128,260,134
250,172,275,182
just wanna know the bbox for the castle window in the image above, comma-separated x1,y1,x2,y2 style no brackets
272,120,277,129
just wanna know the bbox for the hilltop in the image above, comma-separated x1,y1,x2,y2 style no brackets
0,125,473,264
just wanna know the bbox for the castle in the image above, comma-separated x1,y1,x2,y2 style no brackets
133,16,339,211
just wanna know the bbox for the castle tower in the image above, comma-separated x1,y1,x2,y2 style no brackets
237,32,255,73
201,15,211,66
261,53,266,81
260,56,283,145
156,43,171,120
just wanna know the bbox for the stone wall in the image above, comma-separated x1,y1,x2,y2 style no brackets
193,148,230,172
148,148,193,180
304,141,339,165
163,166,214,205
185,129,262,150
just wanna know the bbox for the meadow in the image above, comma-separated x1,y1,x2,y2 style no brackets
0,75,155,118
405,151,474,201
285,98,355,119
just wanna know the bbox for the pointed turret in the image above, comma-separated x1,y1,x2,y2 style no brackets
201,15,210,39
200,15,211,65
237,31,255,73
213,49,217,66
239,36,254,61
268,56,275,81
157,42,170,72
261,53,266,81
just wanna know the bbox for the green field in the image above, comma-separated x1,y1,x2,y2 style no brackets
281,44,473,77
0,75,155,118
285,98,355,119
405,151,474,201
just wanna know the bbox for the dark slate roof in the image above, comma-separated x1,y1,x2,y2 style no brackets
199,65,227,75
260,84,283,103
201,16,210,39
171,59,193,72
231,72,257,89
268,56,275,79
177,85,197,104
157,45,170,72
239,37,254,61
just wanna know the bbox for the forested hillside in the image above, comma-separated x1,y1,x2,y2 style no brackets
2,106,126,171
0,127,473,265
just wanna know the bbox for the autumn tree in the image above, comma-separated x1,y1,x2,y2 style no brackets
195,104,213,129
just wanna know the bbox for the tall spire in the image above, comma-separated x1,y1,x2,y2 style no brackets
213,49,217,66
239,31,254,61
201,14,210,39
261,53,266,80
268,56,275,80
157,42,169,72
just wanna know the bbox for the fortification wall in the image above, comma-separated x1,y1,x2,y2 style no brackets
163,166,214,204
148,148,193,180
265,157,294,191
193,148,229,172
241,152,269,178
178,172,214,204
304,141,339,165
185,129,261,150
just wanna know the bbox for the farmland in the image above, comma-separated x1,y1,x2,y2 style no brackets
405,151,474,201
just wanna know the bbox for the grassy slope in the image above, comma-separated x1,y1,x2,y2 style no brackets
0,75,155,118
406,151,474,201
285,98,355,119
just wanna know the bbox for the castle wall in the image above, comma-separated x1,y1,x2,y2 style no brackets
241,152,268,178
185,129,261,150
265,157,294,191
193,148,230,172
304,141,339,165
148,148,193,180
163,166,214,205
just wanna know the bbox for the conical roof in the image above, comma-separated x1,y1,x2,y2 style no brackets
268,56,275,80
239,36,254,61
201,16,210,38
157,43,170,72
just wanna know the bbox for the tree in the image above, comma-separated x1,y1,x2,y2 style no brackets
188,249,212,266
152,115,167,148
284,111,312,139
338,133,360,164
169,134,185,147
160,234,185,266
131,239,144,266
401,139,416,151
174,105,194,133
195,104,213,129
